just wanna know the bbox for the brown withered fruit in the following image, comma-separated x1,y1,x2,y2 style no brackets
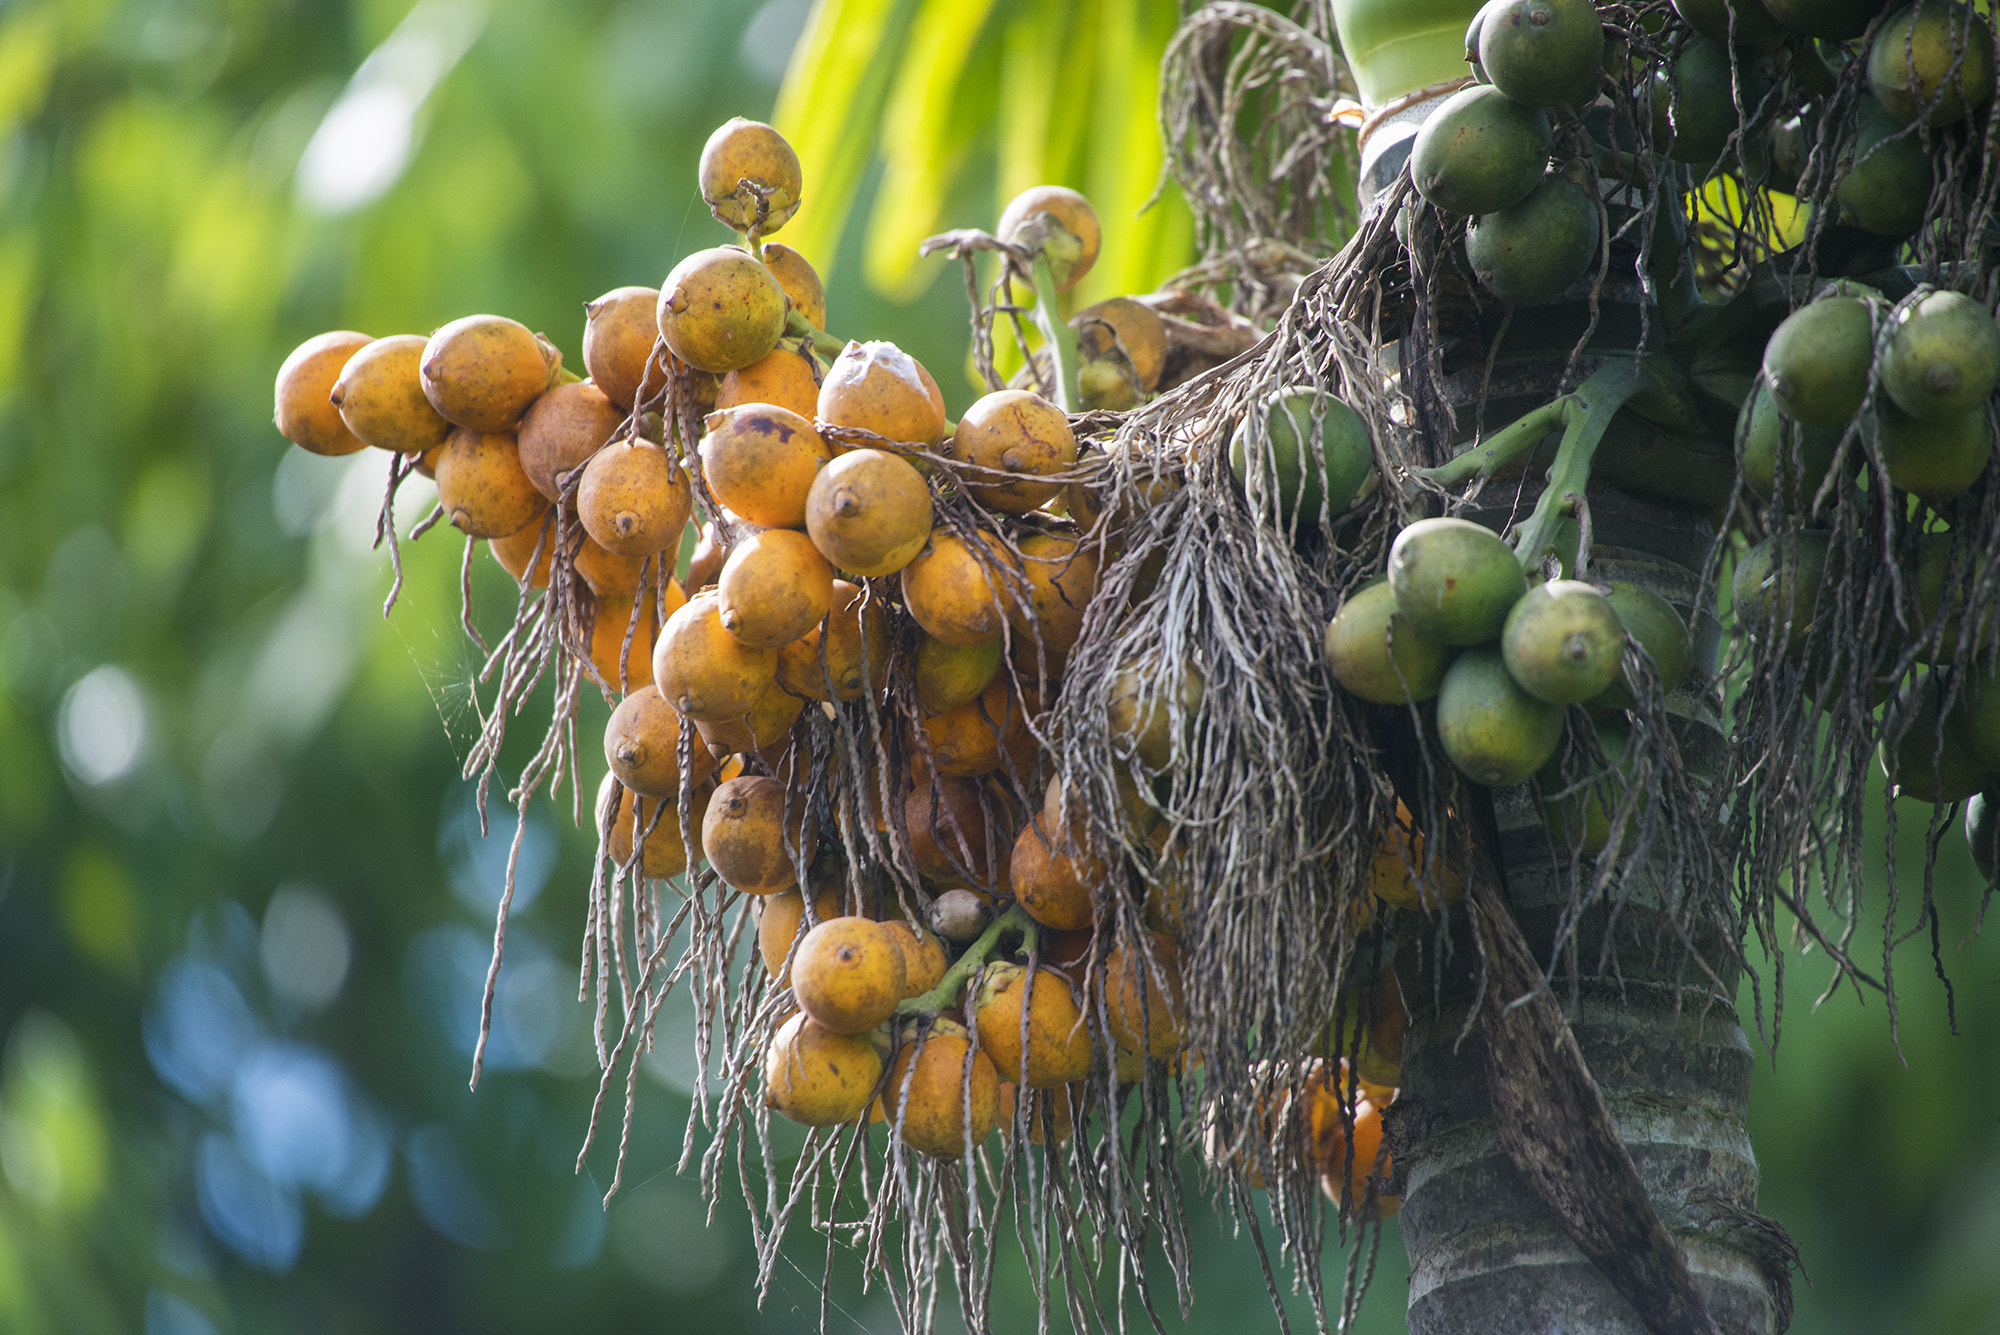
652,587,779,721
804,448,933,577
517,380,623,500
582,286,660,411
603,683,712,798
997,185,1102,292
900,530,1015,647
434,428,547,538
762,243,826,328
700,403,832,529
420,314,562,432
700,118,803,234
947,389,1077,513
703,774,816,895
577,439,692,557
717,528,835,648
904,775,1005,887
714,339,824,420
817,341,948,449
331,334,453,454
776,579,889,701
275,331,372,455
657,247,788,374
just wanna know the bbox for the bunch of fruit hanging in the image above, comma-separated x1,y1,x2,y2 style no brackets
266,0,2000,1321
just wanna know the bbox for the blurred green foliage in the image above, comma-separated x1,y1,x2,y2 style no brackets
0,2,1994,1334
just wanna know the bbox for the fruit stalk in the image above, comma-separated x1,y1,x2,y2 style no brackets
784,307,850,363
1027,253,1082,413
897,902,1037,1015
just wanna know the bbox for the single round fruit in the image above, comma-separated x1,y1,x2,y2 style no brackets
714,340,824,420
1072,297,1167,391
1730,530,1831,654
1107,661,1206,773
776,579,889,702
1879,675,1988,803
762,243,826,328
657,247,789,374
915,636,1005,715
1868,1,1995,128
1501,580,1625,704
488,518,554,589
947,390,1078,513
1102,931,1186,1058
997,186,1101,292
582,286,660,410
818,341,949,450
804,448,933,577
1478,0,1605,107
1009,810,1105,931
700,403,833,530
1736,378,1844,509
765,1012,881,1127
1007,532,1098,676
600,773,707,878
1409,84,1553,216
517,380,623,501
1435,646,1566,786
420,314,560,432
589,594,661,694
1324,580,1452,705
1763,296,1876,427
1229,389,1375,525
757,884,843,982
700,117,802,234
1388,517,1529,646
577,439,692,556
604,684,711,798
902,531,1013,648
882,921,949,996
330,334,452,454
1878,402,1993,504
1882,290,2000,423
651,588,779,721
1651,38,1768,165
927,888,994,945
885,1022,1001,1157
973,963,1093,1088
919,675,1029,778
793,916,908,1034
716,528,834,648
1370,802,1464,911
274,331,372,455
1536,717,1638,854
434,428,547,538
1465,175,1601,305
704,774,815,895
905,776,1005,887
1589,582,1692,708
1837,96,1938,237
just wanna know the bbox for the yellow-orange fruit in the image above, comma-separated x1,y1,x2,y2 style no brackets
577,439,692,556
275,331,372,455
1108,661,1206,773
604,683,713,798
488,516,554,589
915,635,1004,715
693,679,807,756
420,314,561,432
1008,533,1097,673
716,528,835,648
517,380,624,500
919,675,1029,778
884,1021,1000,1157
1371,800,1464,911
1313,1087,1395,1219
600,772,709,878
947,390,1077,513
588,593,659,694
805,448,933,577
412,443,444,478
582,286,660,411
331,334,453,454
997,186,1101,292
757,884,843,982
881,921,949,995
703,774,815,895
793,916,908,1033
573,535,653,597
1073,298,1167,391
657,247,788,374
434,428,547,538
900,530,1014,647
1009,809,1103,931
905,776,1005,888
701,118,803,234
700,403,833,530
1102,931,1185,1058
1022,1083,1085,1145
715,340,824,420
765,1012,882,1127
763,243,826,328
777,579,890,702
972,963,1093,1088
652,588,778,721
817,341,948,450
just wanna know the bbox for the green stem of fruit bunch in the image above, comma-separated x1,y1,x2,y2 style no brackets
784,308,851,363
1418,359,1654,573
1027,253,1082,414
897,903,1038,1016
